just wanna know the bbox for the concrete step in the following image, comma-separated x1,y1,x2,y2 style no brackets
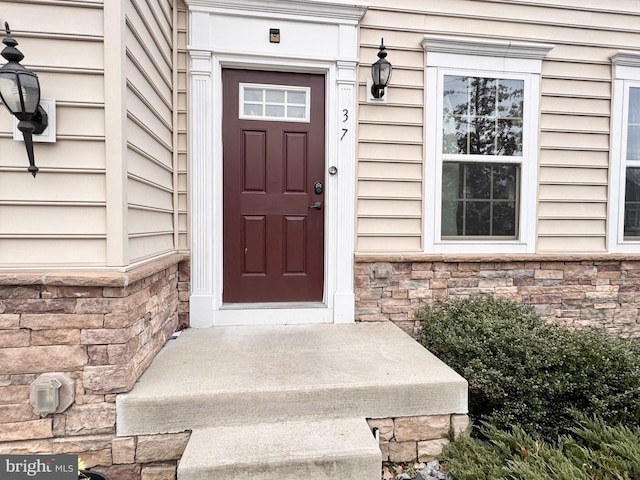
116,323,467,436
177,417,381,480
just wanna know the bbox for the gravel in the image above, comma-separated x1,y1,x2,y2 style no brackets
384,460,450,480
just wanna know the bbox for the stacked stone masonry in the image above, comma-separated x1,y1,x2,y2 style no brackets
177,260,190,331
355,255,640,337
368,414,469,463
0,254,189,480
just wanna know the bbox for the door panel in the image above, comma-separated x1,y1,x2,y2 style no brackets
284,216,307,273
284,132,307,192
243,216,267,274
243,131,267,192
223,70,325,303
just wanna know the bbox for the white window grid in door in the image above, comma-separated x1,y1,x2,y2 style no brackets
239,83,310,122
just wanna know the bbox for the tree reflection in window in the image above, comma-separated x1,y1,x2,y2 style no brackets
442,163,519,237
624,167,640,237
443,76,524,156
624,88,640,238
441,75,523,238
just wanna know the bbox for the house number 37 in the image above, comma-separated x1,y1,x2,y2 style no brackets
341,109,349,141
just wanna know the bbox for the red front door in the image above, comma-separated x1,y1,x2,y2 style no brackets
222,70,325,303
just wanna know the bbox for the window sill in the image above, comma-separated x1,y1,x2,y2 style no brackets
428,241,533,255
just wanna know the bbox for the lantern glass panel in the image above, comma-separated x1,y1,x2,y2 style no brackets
371,64,380,85
378,63,391,86
18,72,40,114
0,72,21,113
371,61,391,88
0,70,40,115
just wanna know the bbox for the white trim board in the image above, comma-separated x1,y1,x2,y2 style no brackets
608,50,640,253
185,0,367,24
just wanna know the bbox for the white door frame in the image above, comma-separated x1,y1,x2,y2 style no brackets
186,1,366,327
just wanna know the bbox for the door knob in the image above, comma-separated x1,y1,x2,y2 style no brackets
309,202,322,210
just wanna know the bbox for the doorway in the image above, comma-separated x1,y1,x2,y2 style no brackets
222,70,326,303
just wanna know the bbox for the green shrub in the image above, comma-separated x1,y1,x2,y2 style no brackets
416,296,640,440
442,418,640,480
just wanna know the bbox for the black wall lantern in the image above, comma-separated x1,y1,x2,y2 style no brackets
371,38,392,99
0,22,47,177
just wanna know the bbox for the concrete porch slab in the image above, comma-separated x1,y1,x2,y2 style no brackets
116,322,467,436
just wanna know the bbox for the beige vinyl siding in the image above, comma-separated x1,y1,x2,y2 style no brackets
0,1,106,268
125,0,175,263
0,0,184,269
1,239,106,266
176,1,189,252
358,0,640,254
357,35,424,252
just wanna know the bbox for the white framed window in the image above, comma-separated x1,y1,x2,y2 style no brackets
239,83,310,122
423,35,553,254
440,74,524,239
609,52,640,252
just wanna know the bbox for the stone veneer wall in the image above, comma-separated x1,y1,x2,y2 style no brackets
0,253,190,480
177,260,190,331
355,254,640,337
368,414,469,463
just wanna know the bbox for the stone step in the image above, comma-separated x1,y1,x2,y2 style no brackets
177,417,381,480
116,323,467,436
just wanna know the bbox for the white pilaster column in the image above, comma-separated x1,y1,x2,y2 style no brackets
333,60,358,323
189,50,215,327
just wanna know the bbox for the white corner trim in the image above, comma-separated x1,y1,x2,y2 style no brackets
607,78,624,253
422,35,554,60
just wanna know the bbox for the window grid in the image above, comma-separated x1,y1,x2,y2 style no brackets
443,76,524,157
239,83,310,122
440,74,524,240
624,167,640,238
442,162,520,239
424,38,549,255
624,87,640,239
